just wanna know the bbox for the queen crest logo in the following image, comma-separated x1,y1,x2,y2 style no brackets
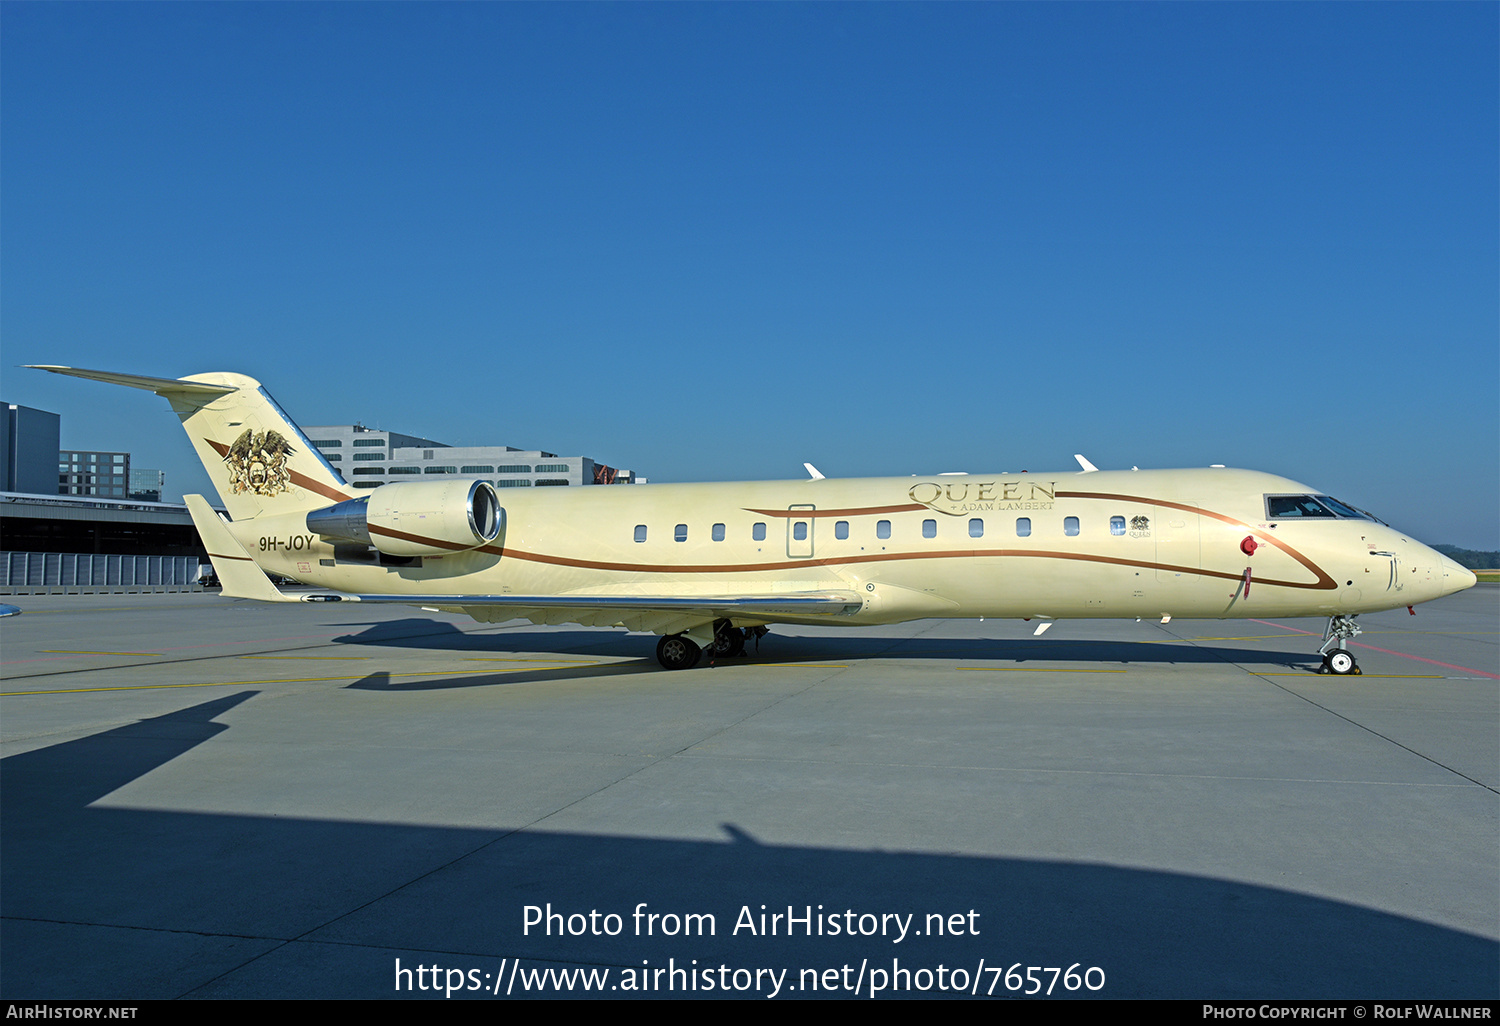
224,428,295,496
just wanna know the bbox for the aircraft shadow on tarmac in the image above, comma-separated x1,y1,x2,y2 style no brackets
329,618,1322,675
345,665,660,692
2,694,1494,999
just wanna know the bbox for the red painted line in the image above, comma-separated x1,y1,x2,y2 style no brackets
1250,619,1499,679
1340,641,1498,679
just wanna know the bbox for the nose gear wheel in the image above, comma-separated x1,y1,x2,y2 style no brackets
1316,615,1362,675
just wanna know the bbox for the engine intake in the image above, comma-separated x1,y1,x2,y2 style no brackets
307,480,503,557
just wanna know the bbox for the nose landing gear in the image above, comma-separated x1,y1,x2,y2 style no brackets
1317,614,1362,675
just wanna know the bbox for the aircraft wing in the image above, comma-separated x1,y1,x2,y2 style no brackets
303,591,862,636
299,593,859,612
274,588,861,638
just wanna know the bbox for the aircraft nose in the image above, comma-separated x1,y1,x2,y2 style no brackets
1438,554,1477,597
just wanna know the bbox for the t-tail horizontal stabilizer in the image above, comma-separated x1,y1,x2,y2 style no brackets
29,364,352,521
25,365,237,399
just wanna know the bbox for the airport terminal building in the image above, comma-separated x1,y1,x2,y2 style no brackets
303,424,640,490
2,404,642,590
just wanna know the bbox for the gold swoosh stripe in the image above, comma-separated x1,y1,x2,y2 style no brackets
1056,491,1336,591
368,522,480,552
494,545,1331,589
743,504,927,518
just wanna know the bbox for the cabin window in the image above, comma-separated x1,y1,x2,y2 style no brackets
753,522,766,541
634,525,647,543
675,524,688,542
1016,517,1031,537
1064,516,1079,536
1110,515,1125,536
835,520,849,540
922,519,937,538
793,522,808,541
876,520,891,539
969,518,984,538
712,523,725,542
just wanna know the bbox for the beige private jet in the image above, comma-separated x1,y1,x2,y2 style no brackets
33,366,1476,673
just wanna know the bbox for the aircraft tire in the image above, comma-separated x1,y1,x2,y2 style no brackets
1325,650,1358,675
657,634,702,671
711,625,746,659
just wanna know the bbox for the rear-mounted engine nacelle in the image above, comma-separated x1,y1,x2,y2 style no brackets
306,480,503,557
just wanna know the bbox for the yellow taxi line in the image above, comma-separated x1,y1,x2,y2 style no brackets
1,666,587,696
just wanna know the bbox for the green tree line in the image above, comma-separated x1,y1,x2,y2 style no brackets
1433,545,1500,570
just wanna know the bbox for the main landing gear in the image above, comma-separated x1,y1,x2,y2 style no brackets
656,634,702,671
1316,614,1362,675
709,619,746,659
656,621,767,670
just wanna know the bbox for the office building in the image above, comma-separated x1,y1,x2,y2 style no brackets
59,450,131,498
2,403,62,495
303,424,639,491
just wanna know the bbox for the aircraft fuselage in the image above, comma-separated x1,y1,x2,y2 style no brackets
233,466,1471,626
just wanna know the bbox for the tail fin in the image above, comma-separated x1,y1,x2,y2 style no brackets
28,366,353,521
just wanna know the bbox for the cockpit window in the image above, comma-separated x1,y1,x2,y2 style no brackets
1266,495,1336,518
1314,495,1374,520
1266,494,1375,520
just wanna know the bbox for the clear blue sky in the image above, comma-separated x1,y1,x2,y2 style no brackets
3,3,1496,548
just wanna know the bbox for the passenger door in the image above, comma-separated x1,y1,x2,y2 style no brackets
1154,504,1201,584
787,505,815,559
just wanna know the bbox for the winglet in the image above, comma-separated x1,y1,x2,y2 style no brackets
803,462,825,480
183,495,294,602
1073,454,1099,473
